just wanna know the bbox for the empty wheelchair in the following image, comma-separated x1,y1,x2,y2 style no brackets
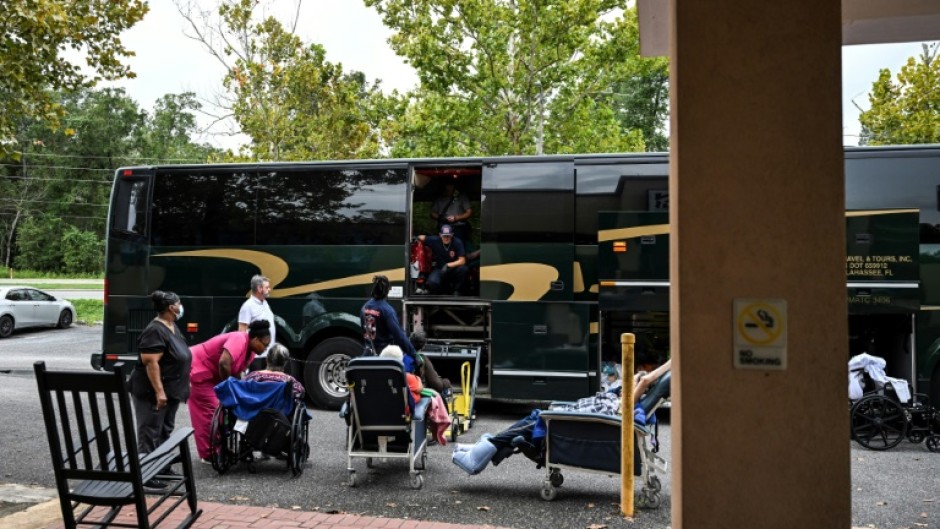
849,354,940,452
210,378,311,475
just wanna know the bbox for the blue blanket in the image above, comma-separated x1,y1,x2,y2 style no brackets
214,378,292,421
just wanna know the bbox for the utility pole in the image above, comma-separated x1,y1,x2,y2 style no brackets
536,81,545,155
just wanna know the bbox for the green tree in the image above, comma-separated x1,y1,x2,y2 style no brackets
367,0,651,156
62,226,104,274
610,57,670,152
143,93,219,163
0,0,148,151
176,0,401,161
13,215,66,271
859,42,940,146
0,87,218,272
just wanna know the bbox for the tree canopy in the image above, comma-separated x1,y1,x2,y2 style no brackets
366,0,663,156
0,0,148,152
858,42,940,146
175,0,401,161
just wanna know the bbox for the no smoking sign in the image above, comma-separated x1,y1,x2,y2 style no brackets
733,299,787,370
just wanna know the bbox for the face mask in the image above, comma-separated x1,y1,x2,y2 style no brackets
175,304,185,320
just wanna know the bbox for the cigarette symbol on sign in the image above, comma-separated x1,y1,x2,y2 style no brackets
744,309,774,329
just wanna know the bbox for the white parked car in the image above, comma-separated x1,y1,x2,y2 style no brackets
0,286,76,338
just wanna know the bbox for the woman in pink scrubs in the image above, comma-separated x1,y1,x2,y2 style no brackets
189,319,272,462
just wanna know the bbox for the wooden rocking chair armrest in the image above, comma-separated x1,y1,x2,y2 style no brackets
140,427,194,465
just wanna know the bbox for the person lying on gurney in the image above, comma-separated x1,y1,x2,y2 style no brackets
453,360,671,475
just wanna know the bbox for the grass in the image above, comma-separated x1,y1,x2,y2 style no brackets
1,267,102,280
69,299,104,324
29,283,102,290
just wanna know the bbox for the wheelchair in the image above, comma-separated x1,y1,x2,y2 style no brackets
849,365,940,452
209,380,311,475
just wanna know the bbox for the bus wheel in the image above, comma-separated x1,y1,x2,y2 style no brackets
304,337,361,410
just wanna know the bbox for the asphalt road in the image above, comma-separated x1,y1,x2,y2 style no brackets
49,289,103,300
0,325,937,528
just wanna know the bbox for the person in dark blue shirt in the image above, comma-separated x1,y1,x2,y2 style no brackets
418,224,469,295
360,275,417,372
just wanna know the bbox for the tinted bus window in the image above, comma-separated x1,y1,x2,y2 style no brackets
575,161,668,244
152,170,256,246
482,161,574,243
110,178,148,236
846,155,940,244
256,167,407,245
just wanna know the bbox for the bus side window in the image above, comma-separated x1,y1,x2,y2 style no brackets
112,179,148,236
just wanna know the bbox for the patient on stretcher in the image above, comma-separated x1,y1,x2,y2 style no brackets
453,360,671,475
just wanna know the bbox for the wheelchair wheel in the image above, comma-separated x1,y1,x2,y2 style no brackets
288,407,310,476
851,394,907,450
209,407,233,474
927,436,940,453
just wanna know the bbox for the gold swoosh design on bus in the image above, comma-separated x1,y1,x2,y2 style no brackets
480,263,558,301
598,224,669,243
155,250,291,286
845,209,919,217
154,250,557,301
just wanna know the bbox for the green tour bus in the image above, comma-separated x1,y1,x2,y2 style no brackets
92,146,940,409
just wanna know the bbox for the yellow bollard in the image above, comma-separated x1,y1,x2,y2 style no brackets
621,333,635,518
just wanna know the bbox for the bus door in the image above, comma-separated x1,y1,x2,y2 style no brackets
597,211,671,386
847,209,920,384
481,160,589,401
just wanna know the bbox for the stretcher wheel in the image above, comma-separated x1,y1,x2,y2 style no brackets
410,473,424,490
648,475,662,492
850,394,907,450
540,483,557,501
366,457,374,469
549,469,564,487
927,436,940,453
348,471,357,487
637,490,662,509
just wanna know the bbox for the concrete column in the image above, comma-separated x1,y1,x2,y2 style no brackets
668,1,850,528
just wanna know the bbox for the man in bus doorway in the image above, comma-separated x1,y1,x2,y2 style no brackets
418,224,468,296
239,274,276,371
431,174,473,245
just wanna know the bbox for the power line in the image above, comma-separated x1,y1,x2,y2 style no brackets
11,150,213,164
0,213,107,220
0,199,109,207
0,162,113,173
2,175,114,184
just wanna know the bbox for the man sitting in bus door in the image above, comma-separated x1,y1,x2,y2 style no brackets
417,224,469,296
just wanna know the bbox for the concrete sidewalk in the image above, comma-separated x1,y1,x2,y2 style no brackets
2,498,514,529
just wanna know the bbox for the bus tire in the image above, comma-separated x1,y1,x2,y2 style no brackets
303,336,362,410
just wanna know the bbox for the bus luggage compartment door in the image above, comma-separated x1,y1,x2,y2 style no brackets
490,301,591,401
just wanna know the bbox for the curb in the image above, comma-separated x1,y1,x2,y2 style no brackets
0,499,60,529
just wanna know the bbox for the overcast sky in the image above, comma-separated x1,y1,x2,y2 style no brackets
105,1,934,150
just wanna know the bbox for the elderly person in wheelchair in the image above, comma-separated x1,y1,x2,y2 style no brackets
453,360,672,474
209,344,311,475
